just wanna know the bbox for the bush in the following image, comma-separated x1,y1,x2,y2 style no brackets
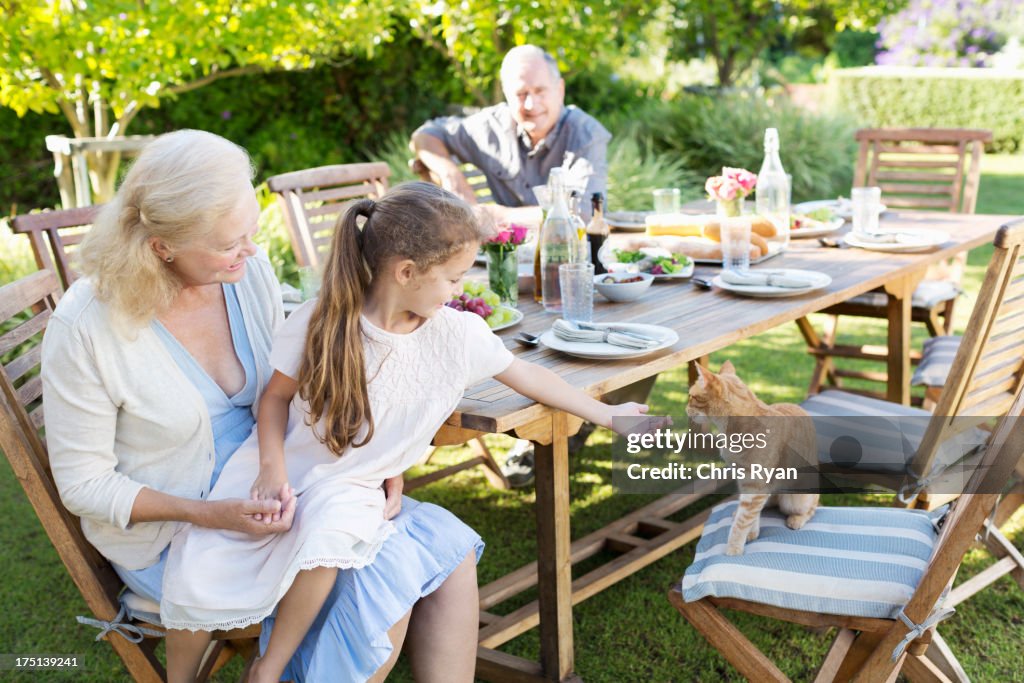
0,108,66,213
633,94,858,202
605,131,703,211
831,29,879,68
830,67,1024,152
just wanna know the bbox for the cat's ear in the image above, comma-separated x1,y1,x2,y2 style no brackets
694,363,710,383
720,360,736,375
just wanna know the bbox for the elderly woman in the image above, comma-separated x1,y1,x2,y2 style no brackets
41,129,483,683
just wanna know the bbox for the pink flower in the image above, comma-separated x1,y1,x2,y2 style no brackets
705,176,742,201
510,224,528,245
493,230,512,245
723,167,757,193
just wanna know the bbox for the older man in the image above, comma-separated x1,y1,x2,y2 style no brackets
412,44,610,223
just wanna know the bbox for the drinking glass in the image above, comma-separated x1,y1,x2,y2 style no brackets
558,262,594,324
298,266,322,300
851,186,882,237
720,217,752,273
652,188,681,215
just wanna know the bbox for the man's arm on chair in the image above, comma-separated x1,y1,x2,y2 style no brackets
410,130,477,204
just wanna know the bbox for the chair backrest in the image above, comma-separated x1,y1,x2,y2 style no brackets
9,205,103,293
854,128,991,214
0,270,166,681
266,163,390,270
858,388,1024,679
409,157,495,204
912,218,1024,479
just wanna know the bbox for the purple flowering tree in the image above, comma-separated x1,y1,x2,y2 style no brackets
876,0,1015,67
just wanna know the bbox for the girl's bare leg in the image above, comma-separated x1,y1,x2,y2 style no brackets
247,566,338,683
166,629,213,683
404,553,479,683
365,609,413,683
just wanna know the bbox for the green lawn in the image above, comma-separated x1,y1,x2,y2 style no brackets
1,155,1022,682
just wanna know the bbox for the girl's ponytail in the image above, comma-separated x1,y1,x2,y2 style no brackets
297,199,376,455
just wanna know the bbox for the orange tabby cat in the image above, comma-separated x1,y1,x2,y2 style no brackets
687,361,818,555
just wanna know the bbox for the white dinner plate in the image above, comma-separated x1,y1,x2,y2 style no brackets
711,269,832,298
488,306,523,332
605,210,653,231
539,322,678,360
843,229,949,253
789,217,845,239
794,199,888,221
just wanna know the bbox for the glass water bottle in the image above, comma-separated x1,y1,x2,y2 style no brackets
755,127,791,251
540,169,576,312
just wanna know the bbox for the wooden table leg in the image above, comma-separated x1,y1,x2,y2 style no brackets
884,270,926,405
532,412,575,680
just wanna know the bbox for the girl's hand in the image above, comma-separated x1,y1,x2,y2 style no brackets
251,468,290,523
382,475,403,520
603,402,672,436
201,493,296,535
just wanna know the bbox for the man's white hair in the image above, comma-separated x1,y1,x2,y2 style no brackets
500,45,560,84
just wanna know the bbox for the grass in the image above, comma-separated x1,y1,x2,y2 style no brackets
1,155,1022,681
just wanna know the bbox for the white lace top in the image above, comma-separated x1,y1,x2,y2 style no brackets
160,302,514,630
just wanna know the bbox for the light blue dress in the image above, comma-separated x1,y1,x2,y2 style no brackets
115,284,484,682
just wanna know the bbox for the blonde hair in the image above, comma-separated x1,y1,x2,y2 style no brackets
298,182,486,456
78,129,255,330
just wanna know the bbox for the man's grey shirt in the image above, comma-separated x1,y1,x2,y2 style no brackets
415,103,610,218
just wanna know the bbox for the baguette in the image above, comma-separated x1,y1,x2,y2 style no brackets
702,224,769,257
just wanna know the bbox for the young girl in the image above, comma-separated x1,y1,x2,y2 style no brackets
161,182,651,682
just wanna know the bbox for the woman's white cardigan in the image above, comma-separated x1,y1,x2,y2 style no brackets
41,254,283,569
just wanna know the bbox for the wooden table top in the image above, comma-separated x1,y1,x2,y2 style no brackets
453,211,1012,434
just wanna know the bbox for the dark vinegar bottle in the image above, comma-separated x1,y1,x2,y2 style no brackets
587,192,609,275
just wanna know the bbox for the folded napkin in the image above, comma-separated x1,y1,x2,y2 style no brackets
720,269,815,289
552,319,660,349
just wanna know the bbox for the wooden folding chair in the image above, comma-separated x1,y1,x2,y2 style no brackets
9,204,103,293
798,128,992,400
0,270,259,682
796,220,1024,606
266,163,391,271
669,386,1024,683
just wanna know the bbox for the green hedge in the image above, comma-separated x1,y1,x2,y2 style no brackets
830,67,1024,153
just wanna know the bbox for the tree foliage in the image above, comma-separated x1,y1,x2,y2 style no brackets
401,0,651,104
0,0,394,138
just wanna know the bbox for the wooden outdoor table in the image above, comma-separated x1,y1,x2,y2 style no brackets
435,211,1010,682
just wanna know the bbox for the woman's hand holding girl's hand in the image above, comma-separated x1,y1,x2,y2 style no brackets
603,403,672,437
202,491,296,535
382,475,403,520
251,467,291,523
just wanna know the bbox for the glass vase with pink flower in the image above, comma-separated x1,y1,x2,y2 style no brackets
482,224,529,308
705,167,758,217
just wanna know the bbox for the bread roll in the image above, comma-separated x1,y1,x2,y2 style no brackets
750,215,776,238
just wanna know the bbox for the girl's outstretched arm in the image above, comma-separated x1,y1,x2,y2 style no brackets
252,370,298,522
495,359,651,435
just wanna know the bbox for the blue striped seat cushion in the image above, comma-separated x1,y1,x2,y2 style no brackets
845,279,960,311
681,501,940,618
911,335,961,387
800,390,985,473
